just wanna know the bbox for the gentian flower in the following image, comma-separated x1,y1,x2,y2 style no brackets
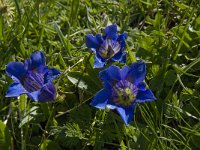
5,51,60,102
86,24,127,68
90,62,156,125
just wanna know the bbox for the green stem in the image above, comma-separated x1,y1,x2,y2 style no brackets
40,103,55,146
0,14,3,41
19,95,27,150
111,112,127,150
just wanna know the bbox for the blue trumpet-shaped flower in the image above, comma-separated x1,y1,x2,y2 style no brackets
86,24,127,68
90,62,156,125
5,51,60,102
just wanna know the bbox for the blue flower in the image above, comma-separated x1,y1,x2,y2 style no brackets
5,51,60,102
86,24,127,68
90,62,156,125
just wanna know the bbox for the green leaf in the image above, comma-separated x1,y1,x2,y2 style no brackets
67,71,101,94
174,2,189,10
58,52,67,69
126,41,136,63
70,0,80,26
191,134,200,149
164,70,177,86
19,106,38,128
65,122,83,138
40,140,61,150
54,22,71,56
140,35,154,51
0,14,3,41
0,120,11,150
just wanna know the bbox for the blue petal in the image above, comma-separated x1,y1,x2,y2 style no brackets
118,33,127,48
94,55,105,68
6,62,27,80
137,82,146,91
126,62,146,85
44,68,60,83
11,76,21,83
112,51,123,60
91,48,97,53
112,52,126,63
86,34,100,49
136,89,156,103
106,104,116,110
24,58,32,70
30,51,46,69
96,34,104,44
26,55,48,74
28,91,40,102
103,81,113,92
90,89,109,109
99,65,121,83
104,24,118,40
38,82,56,102
120,53,126,64
25,53,47,72
120,65,130,80
36,65,49,74
5,83,27,97
116,105,135,125
100,65,122,90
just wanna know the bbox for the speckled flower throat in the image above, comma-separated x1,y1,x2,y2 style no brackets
98,39,121,59
23,72,44,92
111,80,138,106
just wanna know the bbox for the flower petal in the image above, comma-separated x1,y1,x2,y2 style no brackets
137,82,146,91
104,24,118,40
118,33,127,48
90,89,109,109
24,58,32,70
5,83,27,97
26,56,48,74
99,65,121,85
103,81,113,92
30,51,46,69
120,65,130,80
126,62,146,85
106,104,116,110
94,55,105,68
112,52,126,64
28,91,40,102
86,34,100,49
136,89,156,103
38,82,56,102
36,65,49,74
44,68,60,83
96,34,104,43
116,105,135,125
6,62,27,80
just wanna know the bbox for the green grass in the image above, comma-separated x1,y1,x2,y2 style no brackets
0,0,200,149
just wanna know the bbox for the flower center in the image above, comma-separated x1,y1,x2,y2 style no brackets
111,80,138,106
23,71,44,92
98,39,121,59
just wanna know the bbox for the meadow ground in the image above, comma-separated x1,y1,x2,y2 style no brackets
0,0,200,149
